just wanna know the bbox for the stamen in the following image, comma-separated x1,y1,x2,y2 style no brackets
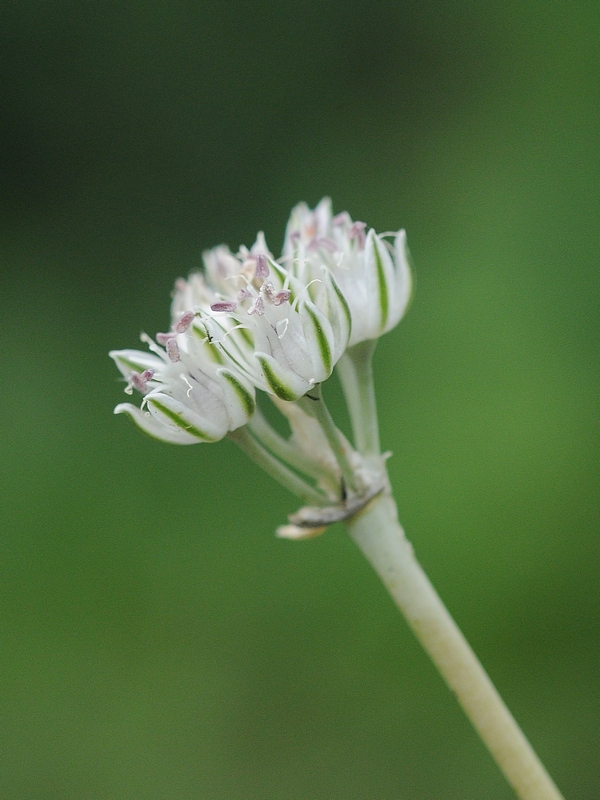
332,211,351,226
273,289,291,306
222,322,249,339
166,338,180,362
261,281,276,302
309,237,337,253
211,301,237,313
174,310,195,333
276,318,289,339
140,332,165,357
248,296,265,316
255,254,270,279
156,331,176,345
237,287,251,301
349,221,367,248
291,278,321,311
130,368,155,394
181,374,193,397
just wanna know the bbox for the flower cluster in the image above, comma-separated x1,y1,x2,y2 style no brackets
110,199,412,528
283,198,412,347
172,230,352,402
111,324,256,445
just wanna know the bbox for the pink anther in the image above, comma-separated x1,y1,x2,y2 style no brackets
310,237,337,253
273,289,291,306
332,212,351,227
156,331,176,345
349,221,367,248
174,310,195,333
248,295,265,316
254,254,270,279
166,338,181,362
210,301,237,313
130,368,155,393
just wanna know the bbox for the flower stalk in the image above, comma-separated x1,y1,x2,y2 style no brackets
346,491,564,800
297,383,358,493
335,340,381,461
229,427,327,507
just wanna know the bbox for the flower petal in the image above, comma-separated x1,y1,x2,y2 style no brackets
255,352,312,401
392,229,413,322
217,368,256,428
109,349,163,381
144,393,224,442
114,402,203,444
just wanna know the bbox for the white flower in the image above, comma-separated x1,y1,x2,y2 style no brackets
110,319,255,444
170,233,351,401
110,199,412,465
283,198,412,347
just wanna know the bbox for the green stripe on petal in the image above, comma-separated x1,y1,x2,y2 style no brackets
256,356,298,401
148,399,217,442
191,327,226,363
109,350,163,377
372,236,389,330
303,303,332,375
115,356,143,372
268,258,288,285
219,370,256,417
328,271,352,339
115,403,199,444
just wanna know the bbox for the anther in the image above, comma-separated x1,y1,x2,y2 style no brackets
332,211,351,227
156,331,176,345
210,301,237,313
261,281,274,298
174,310,196,333
254,254,270,280
273,289,291,306
248,296,265,316
349,221,367,248
130,368,155,393
309,237,337,253
166,338,181,362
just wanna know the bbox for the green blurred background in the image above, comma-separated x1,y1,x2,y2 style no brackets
1,2,598,798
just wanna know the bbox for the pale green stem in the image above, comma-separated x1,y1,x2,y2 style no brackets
298,384,357,492
346,491,565,800
248,407,334,485
229,428,326,506
336,340,381,459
